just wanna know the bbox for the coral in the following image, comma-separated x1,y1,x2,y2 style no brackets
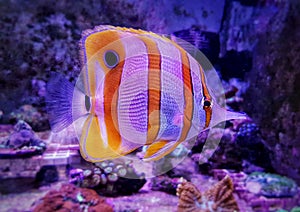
177,175,239,212
246,172,298,198
0,120,46,158
277,207,300,212
211,170,300,211
236,122,260,143
69,159,146,196
31,184,113,212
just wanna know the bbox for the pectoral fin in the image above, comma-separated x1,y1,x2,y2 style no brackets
143,140,182,162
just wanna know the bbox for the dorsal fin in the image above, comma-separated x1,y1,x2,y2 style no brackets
170,34,199,59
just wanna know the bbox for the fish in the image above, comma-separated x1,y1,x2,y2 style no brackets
46,25,247,163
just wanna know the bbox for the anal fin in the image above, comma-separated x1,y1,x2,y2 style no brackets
80,115,120,162
80,115,142,162
143,140,182,162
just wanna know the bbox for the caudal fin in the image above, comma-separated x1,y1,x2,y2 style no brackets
46,73,87,133
209,103,248,128
225,109,248,121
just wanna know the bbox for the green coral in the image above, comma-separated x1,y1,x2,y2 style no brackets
246,172,298,198
276,207,300,212
292,207,300,212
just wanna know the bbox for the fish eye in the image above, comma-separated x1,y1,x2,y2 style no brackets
204,100,211,107
104,50,119,68
202,98,212,108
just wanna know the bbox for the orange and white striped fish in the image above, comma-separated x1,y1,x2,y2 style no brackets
46,25,247,162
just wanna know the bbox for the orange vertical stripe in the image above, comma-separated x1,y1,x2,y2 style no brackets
103,60,125,151
178,50,194,142
138,36,161,144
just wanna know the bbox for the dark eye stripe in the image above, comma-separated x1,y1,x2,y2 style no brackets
85,95,91,112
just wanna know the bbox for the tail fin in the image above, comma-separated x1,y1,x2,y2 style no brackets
225,109,248,121
210,103,248,128
46,73,87,133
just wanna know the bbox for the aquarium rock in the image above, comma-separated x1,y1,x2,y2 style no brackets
242,0,300,184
